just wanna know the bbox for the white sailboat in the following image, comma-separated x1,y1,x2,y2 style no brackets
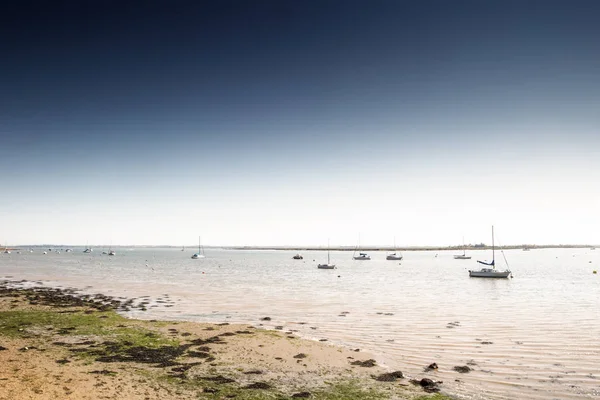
191,236,205,259
3,243,10,254
386,237,403,260
469,226,511,278
454,237,471,259
318,240,335,269
83,242,92,253
352,235,371,260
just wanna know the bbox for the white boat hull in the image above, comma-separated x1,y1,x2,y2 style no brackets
353,256,371,260
317,264,335,269
469,269,511,278
386,254,403,260
191,254,205,259
454,255,471,259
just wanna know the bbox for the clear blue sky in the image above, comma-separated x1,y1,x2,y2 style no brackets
1,0,599,246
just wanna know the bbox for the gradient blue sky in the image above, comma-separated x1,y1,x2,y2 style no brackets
1,0,599,246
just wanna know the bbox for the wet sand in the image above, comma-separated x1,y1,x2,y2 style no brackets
0,284,450,400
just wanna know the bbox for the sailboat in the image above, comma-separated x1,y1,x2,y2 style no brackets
386,237,403,260
352,235,371,260
469,226,511,278
191,236,205,259
83,242,92,253
181,245,185,252
318,240,335,269
3,243,10,254
454,237,471,259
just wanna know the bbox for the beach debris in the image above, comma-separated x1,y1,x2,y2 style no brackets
203,387,218,393
319,339,328,342
292,392,312,398
260,317,271,321
425,363,439,371
200,375,236,384
410,378,440,393
293,353,307,359
374,371,404,381
446,321,460,329
453,365,471,373
0,346,7,351
243,370,263,375
481,341,493,345
466,360,478,366
187,351,212,358
55,358,71,364
88,370,117,376
274,326,284,330
244,382,272,389
350,359,377,367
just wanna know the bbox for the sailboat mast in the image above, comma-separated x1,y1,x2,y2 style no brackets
327,239,330,264
491,226,495,266
462,236,466,256
198,236,201,253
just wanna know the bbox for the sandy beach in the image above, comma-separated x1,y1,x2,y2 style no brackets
0,284,449,400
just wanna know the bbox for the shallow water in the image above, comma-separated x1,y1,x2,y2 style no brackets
2,247,599,399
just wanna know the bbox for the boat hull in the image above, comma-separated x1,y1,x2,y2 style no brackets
386,255,403,260
468,269,511,278
317,264,335,269
454,255,471,259
191,254,205,259
353,256,371,260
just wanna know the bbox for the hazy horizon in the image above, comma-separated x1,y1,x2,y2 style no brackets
2,1,599,247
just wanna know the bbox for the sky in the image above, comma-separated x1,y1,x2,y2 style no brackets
1,0,599,247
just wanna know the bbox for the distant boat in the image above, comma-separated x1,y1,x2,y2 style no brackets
318,240,335,269
191,236,205,259
469,226,511,278
108,250,115,256
352,235,371,260
3,249,10,254
523,247,531,251
83,248,92,253
386,237,403,260
293,254,303,260
454,236,471,259
181,246,185,252
591,247,596,250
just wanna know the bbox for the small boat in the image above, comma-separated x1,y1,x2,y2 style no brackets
386,237,403,260
181,246,185,252
83,248,92,253
353,252,371,260
292,254,303,260
523,247,531,251
591,247,596,250
108,250,115,256
191,236,205,259
318,240,336,269
454,236,471,259
352,235,371,260
469,226,511,278
65,249,72,253
3,249,10,254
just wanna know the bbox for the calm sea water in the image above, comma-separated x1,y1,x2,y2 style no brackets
2,247,599,399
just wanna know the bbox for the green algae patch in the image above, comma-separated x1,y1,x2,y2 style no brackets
414,394,454,400
0,310,123,337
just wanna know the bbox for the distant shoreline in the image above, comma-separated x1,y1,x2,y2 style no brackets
2,244,596,252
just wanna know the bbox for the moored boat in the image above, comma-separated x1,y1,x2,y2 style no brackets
469,226,512,278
